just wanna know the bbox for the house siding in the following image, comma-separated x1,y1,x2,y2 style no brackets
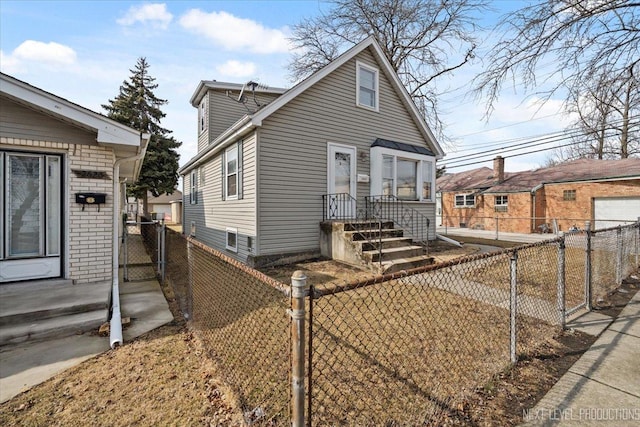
183,132,257,263
1,96,96,144
197,90,281,153
257,47,436,256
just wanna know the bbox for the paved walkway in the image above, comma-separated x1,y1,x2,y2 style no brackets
520,289,640,426
0,276,173,403
436,226,556,244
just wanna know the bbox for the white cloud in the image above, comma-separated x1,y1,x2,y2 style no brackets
215,60,257,78
179,10,290,54
117,3,173,29
0,40,77,73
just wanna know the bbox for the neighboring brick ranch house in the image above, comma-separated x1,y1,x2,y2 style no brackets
437,156,640,233
0,72,149,283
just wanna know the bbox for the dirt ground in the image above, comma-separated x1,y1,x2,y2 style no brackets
1,243,637,426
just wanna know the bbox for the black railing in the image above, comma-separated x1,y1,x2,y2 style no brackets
365,195,430,253
322,193,384,267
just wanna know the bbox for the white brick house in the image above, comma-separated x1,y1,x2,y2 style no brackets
0,72,149,284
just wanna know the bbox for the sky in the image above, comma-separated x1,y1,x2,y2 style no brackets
0,0,576,174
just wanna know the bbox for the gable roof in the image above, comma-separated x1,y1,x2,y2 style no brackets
437,158,640,194
179,36,444,174
1,72,148,180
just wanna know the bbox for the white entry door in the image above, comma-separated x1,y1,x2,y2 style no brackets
1,152,62,282
327,143,356,219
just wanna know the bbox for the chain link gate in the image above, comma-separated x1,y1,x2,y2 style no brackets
121,220,166,282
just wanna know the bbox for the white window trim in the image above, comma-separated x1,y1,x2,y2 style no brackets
454,193,475,208
190,170,198,204
370,146,435,202
495,195,508,212
356,61,379,112
226,227,238,252
224,144,239,200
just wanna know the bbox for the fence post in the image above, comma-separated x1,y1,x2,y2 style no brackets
123,222,129,282
557,233,566,329
290,271,308,427
616,227,623,285
636,217,640,268
494,216,499,240
584,221,592,311
160,222,166,284
509,250,518,363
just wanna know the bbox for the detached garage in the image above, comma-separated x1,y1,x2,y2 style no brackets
594,197,640,229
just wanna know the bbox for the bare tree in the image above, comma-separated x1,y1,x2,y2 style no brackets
474,0,640,121
288,0,488,142
555,64,639,161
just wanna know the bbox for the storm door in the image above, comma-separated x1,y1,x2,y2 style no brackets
0,151,62,282
327,143,357,219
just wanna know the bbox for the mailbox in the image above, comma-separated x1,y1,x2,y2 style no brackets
75,192,106,211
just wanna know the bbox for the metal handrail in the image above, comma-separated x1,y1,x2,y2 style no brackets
322,193,383,267
365,195,430,254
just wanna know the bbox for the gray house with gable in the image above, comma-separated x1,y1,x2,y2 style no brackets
179,37,445,270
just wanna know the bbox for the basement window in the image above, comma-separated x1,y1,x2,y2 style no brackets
226,227,238,253
563,189,576,201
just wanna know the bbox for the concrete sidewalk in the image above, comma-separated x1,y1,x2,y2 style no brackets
521,290,640,426
0,277,173,403
436,226,555,244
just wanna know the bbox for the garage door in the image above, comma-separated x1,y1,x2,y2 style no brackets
594,197,640,229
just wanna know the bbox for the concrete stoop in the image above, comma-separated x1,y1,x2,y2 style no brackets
0,279,110,346
321,220,434,274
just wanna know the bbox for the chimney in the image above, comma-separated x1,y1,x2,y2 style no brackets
493,156,505,183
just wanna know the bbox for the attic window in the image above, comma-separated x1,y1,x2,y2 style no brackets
356,61,379,111
563,189,576,201
199,94,208,134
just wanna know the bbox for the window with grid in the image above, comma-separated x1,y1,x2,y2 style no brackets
455,194,475,207
563,189,576,201
495,195,508,212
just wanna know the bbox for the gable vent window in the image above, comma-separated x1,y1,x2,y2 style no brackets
199,94,208,134
563,189,576,201
356,61,379,111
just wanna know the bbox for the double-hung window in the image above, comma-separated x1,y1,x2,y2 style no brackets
222,140,243,201
371,145,435,202
190,170,198,204
356,61,379,111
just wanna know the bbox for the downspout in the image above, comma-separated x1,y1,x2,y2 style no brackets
110,137,149,348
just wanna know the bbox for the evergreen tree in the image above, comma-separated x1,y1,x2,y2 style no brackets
103,57,180,214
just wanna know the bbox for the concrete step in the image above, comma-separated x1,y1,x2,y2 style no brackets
343,220,395,232
363,245,425,263
0,280,110,326
346,228,404,241
0,280,111,347
381,254,435,274
360,236,414,251
0,308,108,346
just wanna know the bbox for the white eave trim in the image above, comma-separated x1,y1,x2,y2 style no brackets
189,80,288,107
1,73,141,148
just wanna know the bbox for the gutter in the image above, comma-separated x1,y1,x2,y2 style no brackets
110,133,150,348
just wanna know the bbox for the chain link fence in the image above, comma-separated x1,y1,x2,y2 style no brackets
120,219,158,281
159,221,639,426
